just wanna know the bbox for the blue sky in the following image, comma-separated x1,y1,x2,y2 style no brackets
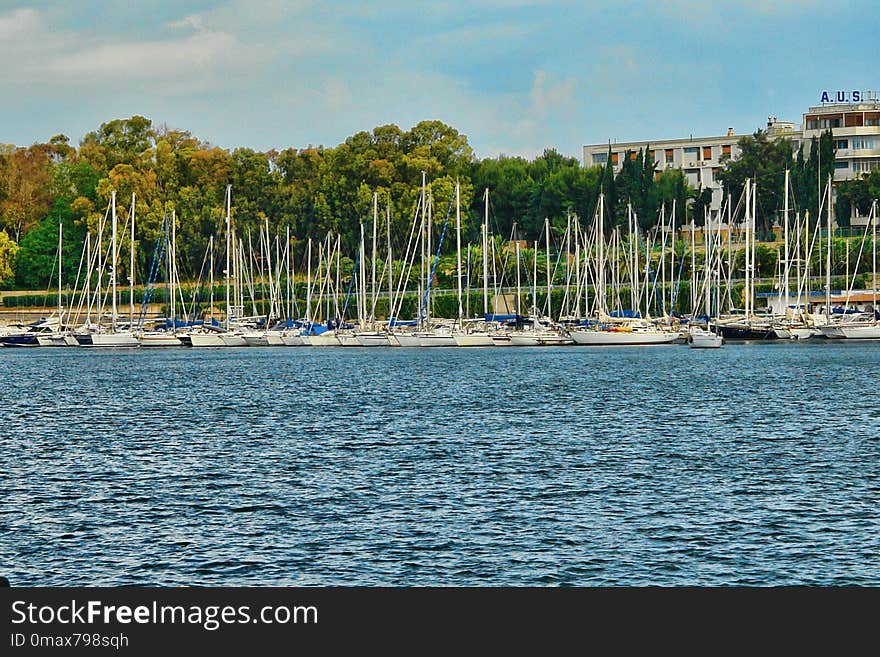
1,1,878,160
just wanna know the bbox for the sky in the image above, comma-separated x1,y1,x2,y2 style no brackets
1,0,878,160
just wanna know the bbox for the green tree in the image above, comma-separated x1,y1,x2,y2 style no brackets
716,129,796,233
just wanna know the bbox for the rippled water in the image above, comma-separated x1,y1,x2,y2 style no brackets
2,343,879,586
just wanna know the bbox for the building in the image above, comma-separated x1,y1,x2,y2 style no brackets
583,129,740,218
583,92,880,222
803,101,880,181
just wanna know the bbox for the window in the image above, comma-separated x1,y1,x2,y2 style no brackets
629,151,638,161
592,152,608,165
647,149,655,161
835,161,849,170
851,137,875,150
807,119,820,130
665,149,674,163
853,159,880,174
722,144,732,156
835,139,849,149
702,146,712,160
611,152,619,165
683,146,698,155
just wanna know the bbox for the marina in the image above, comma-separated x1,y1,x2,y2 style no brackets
3,178,879,351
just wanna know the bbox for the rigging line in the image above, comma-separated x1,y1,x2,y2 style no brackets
419,192,456,322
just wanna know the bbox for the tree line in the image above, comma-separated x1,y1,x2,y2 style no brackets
1,115,878,291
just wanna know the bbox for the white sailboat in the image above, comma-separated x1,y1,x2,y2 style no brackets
570,194,677,346
453,187,494,347
82,191,139,347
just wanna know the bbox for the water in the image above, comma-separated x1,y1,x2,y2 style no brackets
2,343,879,586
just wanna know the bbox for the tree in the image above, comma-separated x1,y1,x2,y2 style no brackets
0,230,19,288
716,129,796,232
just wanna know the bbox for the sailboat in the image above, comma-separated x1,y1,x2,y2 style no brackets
355,196,392,346
140,207,187,347
711,178,777,341
35,219,75,346
453,187,495,347
76,191,139,347
687,207,723,348
569,195,677,346
823,199,880,339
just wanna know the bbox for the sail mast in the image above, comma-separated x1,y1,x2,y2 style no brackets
545,217,552,320
225,184,231,330
387,202,392,325
111,190,118,332
171,210,177,327
825,175,832,324
129,193,135,330
455,181,463,327
781,169,790,318
483,188,489,316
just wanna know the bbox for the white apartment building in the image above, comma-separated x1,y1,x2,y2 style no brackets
803,101,880,181
583,92,880,221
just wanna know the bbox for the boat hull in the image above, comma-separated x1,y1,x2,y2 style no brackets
90,332,140,348
139,333,184,347
687,330,723,349
453,332,494,347
570,329,679,346
509,332,573,346
393,333,421,347
280,333,305,346
712,323,778,340
0,334,40,347
307,332,341,346
416,333,456,347
355,332,391,347
189,332,225,347
837,324,880,339
219,333,248,347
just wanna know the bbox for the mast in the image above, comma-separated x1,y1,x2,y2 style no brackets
171,210,177,328
285,225,291,322
129,193,135,330
306,237,312,325
455,181,463,327
111,190,118,332
359,222,367,327
419,171,426,326
691,209,696,316
873,200,878,323
371,192,378,323
387,202,392,325
545,217,552,320
57,219,63,322
598,193,605,316
670,199,676,317
781,169,790,318
209,235,214,324
225,184,231,330
483,188,489,316
744,179,752,320
825,175,832,324
515,242,521,317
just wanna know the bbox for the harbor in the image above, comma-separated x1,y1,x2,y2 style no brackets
3,176,879,350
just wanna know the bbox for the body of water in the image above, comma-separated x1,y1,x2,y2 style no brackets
2,343,879,585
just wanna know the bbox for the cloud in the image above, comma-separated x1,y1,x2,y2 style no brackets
49,29,239,79
0,6,40,38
